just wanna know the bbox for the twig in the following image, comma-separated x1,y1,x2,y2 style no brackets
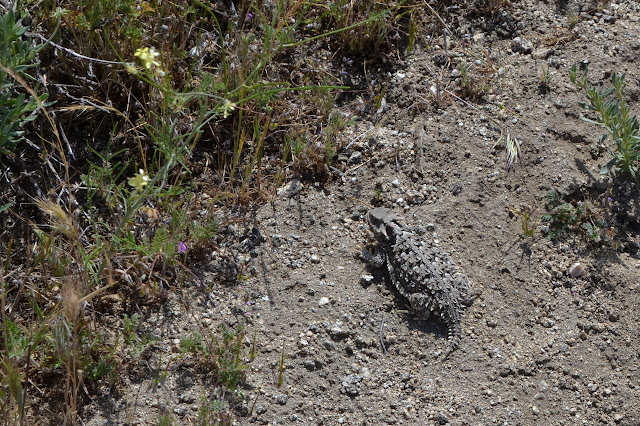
33,34,122,65
425,2,453,36
379,313,387,354
345,125,376,150
51,111,75,160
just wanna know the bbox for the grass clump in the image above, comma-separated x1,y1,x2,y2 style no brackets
180,323,250,424
570,64,640,179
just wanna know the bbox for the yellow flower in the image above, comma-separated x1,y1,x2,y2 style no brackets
134,47,161,70
221,99,236,118
128,169,150,191
124,62,139,75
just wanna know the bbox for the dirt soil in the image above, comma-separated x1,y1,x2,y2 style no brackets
77,1,640,424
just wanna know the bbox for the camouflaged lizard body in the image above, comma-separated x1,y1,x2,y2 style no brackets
366,208,478,352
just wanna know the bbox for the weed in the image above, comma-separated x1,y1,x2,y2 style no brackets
543,190,590,238
539,64,552,89
567,11,580,30
570,64,640,178
542,190,619,248
196,394,233,426
180,331,207,354
179,323,251,424
503,132,522,172
510,206,539,238
157,414,175,426
181,324,249,391
249,329,257,362
459,63,490,99
0,6,47,156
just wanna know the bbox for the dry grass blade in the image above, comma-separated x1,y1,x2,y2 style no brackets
504,133,521,172
34,198,78,241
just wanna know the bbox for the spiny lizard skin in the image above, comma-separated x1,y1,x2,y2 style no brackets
365,207,479,353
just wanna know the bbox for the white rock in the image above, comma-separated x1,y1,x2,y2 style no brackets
569,263,586,278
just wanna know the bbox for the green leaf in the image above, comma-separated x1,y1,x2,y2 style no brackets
598,133,608,144
600,157,617,175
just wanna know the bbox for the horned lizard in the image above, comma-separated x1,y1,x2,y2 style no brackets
364,207,479,353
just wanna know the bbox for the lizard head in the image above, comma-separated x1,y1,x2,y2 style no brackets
366,207,403,240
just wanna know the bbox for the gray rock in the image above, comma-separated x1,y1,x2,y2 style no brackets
348,151,363,164
342,375,362,396
273,394,288,405
435,412,449,424
511,37,533,54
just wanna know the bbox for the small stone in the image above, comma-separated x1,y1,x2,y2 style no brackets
614,413,624,423
323,340,336,351
435,412,449,424
278,179,303,198
391,179,400,187
360,274,375,285
318,297,330,306
348,151,363,164
511,37,533,54
310,254,320,264
569,263,586,277
342,375,362,396
384,334,397,344
178,391,196,404
273,394,288,405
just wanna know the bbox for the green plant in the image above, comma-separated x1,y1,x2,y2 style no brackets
510,206,539,238
543,190,590,238
0,6,47,156
458,62,490,99
567,11,580,30
540,64,552,88
542,190,619,247
157,414,175,426
181,324,249,390
180,331,207,354
179,324,250,425
570,64,640,178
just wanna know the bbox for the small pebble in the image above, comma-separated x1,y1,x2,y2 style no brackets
273,394,288,405
360,274,375,285
341,375,362,396
569,263,586,278
318,297,330,306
